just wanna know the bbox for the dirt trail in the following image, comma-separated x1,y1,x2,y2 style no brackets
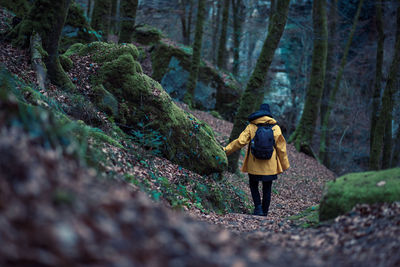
177,102,400,267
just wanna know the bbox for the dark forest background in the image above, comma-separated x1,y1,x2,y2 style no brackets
125,0,400,175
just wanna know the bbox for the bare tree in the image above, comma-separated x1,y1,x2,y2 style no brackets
91,0,112,40
289,0,328,157
119,0,139,43
232,0,245,76
228,0,291,172
318,0,364,161
370,0,400,170
217,0,230,69
183,0,206,107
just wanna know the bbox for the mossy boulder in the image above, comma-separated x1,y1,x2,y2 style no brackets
92,85,119,117
319,168,400,221
149,42,242,121
132,24,163,45
78,42,227,174
63,43,85,57
65,41,139,63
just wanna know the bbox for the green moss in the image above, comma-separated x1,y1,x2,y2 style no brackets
150,41,242,121
92,85,119,117
64,43,85,57
20,85,43,104
78,42,139,63
88,128,124,149
59,54,73,72
132,24,163,45
95,53,142,99
319,168,400,221
288,205,320,228
151,42,191,81
77,41,227,174
51,58,76,92
210,110,223,119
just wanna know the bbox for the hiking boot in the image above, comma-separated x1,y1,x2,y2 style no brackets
253,205,264,216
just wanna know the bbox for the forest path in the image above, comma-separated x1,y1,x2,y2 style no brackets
176,101,335,225
177,102,400,266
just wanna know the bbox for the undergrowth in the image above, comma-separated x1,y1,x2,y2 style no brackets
288,205,320,228
1,64,251,215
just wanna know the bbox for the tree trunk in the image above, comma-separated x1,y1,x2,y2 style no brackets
212,0,222,64
268,0,277,32
109,0,119,36
187,1,193,45
88,0,95,22
231,0,244,77
183,0,206,107
30,33,47,91
116,0,121,32
228,0,291,172
318,0,364,160
216,0,230,69
289,0,328,157
119,0,139,43
180,1,189,45
8,0,74,91
369,0,400,170
382,110,393,169
82,0,89,17
91,0,112,40
246,32,256,76
180,0,194,46
319,0,338,167
391,124,400,167
370,0,385,153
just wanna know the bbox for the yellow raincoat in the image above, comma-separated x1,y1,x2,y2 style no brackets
224,116,290,175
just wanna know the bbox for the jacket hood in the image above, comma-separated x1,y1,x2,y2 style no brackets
248,103,273,121
250,116,277,125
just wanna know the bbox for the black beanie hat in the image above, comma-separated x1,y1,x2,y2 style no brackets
247,103,273,122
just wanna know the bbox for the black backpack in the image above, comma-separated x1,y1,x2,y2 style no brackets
250,123,276,160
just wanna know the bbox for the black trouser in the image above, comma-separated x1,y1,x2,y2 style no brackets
249,179,272,215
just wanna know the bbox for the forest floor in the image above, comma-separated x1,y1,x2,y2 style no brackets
0,9,399,264
176,103,400,266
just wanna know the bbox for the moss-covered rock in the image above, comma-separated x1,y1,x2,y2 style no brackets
132,24,163,45
92,84,119,117
319,168,400,221
150,42,242,121
63,43,85,57
66,41,139,63
77,42,227,174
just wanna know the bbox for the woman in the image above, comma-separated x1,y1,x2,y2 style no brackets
224,104,290,216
